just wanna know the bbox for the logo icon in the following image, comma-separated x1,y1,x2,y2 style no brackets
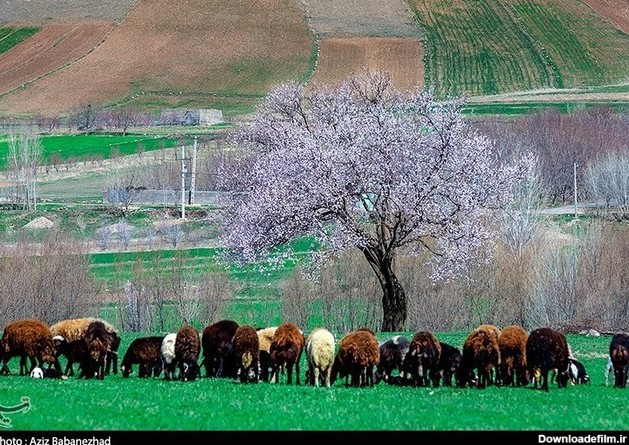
0,397,31,428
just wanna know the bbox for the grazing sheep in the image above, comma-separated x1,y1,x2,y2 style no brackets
609,332,629,388
269,322,305,385
374,335,410,385
29,366,64,379
174,325,201,382
231,325,260,383
257,326,277,382
567,358,589,385
0,319,57,376
50,317,121,376
52,335,90,377
526,327,570,392
331,329,380,387
498,325,529,387
82,320,117,379
403,331,442,388
437,342,462,387
120,336,165,378
457,324,501,389
161,333,177,381
304,328,335,387
201,319,239,379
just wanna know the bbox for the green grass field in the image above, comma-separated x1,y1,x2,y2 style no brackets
0,332,622,431
410,0,629,99
0,27,39,54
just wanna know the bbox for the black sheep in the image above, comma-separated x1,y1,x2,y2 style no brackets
526,327,570,392
568,358,589,385
404,331,442,387
437,342,462,387
609,332,629,388
201,319,239,378
375,335,410,385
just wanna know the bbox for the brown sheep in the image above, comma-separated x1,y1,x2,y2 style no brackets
0,319,57,376
231,325,260,383
526,327,570,392
269,322,305,385
609,332,629,388
174,325,201,382
403,330,442,387
201,319,239,378
457,324,501,389
331,329,380,387
50,317,121,376
82,320,117,379
257,326,277,382
498,325,529,387
120,336,165,378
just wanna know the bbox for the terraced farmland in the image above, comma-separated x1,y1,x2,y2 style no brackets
409,0,629,98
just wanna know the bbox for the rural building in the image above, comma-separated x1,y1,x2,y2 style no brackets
159,108,224,126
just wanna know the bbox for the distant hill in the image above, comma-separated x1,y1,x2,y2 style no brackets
0,0,627,119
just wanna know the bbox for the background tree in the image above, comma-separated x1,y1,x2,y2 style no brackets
71,102,102,134
219,70,533,331
8,126,41,210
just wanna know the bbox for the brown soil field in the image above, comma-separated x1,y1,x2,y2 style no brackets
0,0,627,118
0,23,114,96
583,0,629,34
308,37,424,93
0,0,136,25
301,0,418,37
0,0,313,117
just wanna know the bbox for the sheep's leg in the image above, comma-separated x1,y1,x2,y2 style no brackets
295,361,300,385
29,355,38,374
287,365,293,385
19,355,29,375
313,368,320,387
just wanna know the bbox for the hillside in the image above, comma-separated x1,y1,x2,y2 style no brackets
0,0,627,118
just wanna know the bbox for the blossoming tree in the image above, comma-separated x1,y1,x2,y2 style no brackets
219,70,533,331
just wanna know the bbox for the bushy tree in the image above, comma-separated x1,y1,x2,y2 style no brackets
219,70,534,331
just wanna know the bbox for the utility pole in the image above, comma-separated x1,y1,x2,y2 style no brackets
573,161,578,219
189,136,197,205
181,145,187,219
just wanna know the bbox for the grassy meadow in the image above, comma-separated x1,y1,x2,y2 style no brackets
0,27,39,54
0,332,621,431
410,0,629,98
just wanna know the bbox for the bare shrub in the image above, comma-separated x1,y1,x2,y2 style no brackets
198,270,233,324
280,268,312,330
0,229,97,328
120,280,152,332
584,150,629,221
315,250,381,333
478,108,629,205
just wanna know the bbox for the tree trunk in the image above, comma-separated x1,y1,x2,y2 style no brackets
361,247,407,332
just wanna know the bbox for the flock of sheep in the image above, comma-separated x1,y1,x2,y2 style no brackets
1,317,628,392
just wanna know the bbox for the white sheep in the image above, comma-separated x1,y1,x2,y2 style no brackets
305,328,335,387
161,333,177,380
